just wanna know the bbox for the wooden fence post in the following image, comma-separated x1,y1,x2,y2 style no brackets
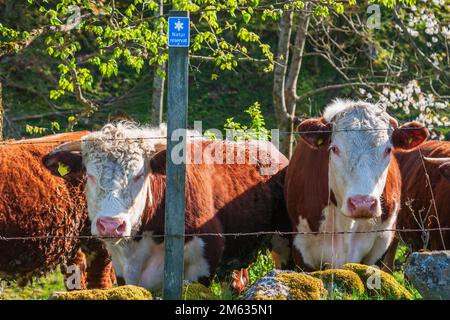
163,10,189,300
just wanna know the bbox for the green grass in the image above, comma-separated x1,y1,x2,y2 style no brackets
209,277,236,300
208,249,275,300
1,269,65,300
392,271,422,300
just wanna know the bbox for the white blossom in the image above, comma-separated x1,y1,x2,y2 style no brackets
377,80,449,128
442,26,450,39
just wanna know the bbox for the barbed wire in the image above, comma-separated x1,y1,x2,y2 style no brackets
1,227,449,242
1,126,445,146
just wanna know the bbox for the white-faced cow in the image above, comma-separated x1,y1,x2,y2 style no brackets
44,123,291,290
285,99,429,270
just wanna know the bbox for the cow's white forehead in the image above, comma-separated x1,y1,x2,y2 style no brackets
81,122,167,172
324,99,393,146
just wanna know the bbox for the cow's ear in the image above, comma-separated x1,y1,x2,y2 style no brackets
153,141,166,154
297,117,332,149
43,151,83,179
424,157,450,182
392,122,429,150
149,148,166,175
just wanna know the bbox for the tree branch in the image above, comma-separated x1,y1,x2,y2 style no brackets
272,10,294,127
0,13,94,60
285,11,311,110
295,81,398,103
69,68,98,114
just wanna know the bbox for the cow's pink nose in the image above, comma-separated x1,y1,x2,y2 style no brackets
347,195,378,218
96,217,127,237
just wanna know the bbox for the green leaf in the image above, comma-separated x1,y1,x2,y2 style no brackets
242,11,251,24
57,162,71,177
51,121,61,131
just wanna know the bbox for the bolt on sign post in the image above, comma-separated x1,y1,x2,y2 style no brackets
163,11,190,300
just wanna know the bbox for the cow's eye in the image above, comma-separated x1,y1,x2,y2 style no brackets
383,146,392,159
330,145,340,157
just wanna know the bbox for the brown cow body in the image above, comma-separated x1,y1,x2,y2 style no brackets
44,123,290,290
394,141,450,250
0,132,113,289
106,140,290,288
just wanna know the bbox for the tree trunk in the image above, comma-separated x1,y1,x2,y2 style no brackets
284,12,310,157
0,81,4,140
150,0,165,126
151,63,165,126
272,10,310,158
273,11,293,156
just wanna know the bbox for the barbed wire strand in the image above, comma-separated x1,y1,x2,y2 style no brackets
1,227,450,242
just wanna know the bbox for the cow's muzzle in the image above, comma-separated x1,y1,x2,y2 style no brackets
345,195,379,219
96,217,127,237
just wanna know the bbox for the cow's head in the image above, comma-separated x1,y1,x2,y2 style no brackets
43,122,167,238
424,157,450,182
298,99,429,219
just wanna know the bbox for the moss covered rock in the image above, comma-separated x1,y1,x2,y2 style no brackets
343,263,413,300
51,285,152,300
182,282,213,300
245,270,327,300
310,269,365,299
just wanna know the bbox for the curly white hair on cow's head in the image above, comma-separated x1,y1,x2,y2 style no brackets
323,99,389,125
81,121,167,162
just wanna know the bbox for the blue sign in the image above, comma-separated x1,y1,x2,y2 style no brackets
168,17,190,47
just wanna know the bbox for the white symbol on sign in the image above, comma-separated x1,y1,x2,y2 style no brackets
174,19,184,32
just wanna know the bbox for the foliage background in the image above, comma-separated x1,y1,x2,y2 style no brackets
1,0,448,139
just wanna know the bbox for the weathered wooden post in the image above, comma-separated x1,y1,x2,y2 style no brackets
164,10,190,300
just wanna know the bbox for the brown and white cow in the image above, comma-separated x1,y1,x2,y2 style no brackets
285,99,429,270
0,132,114,289
392,141,450,252
43,123,291,290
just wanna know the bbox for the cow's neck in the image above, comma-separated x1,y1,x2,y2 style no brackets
294,202,398,269
104,173,166,288
136,172,166,238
